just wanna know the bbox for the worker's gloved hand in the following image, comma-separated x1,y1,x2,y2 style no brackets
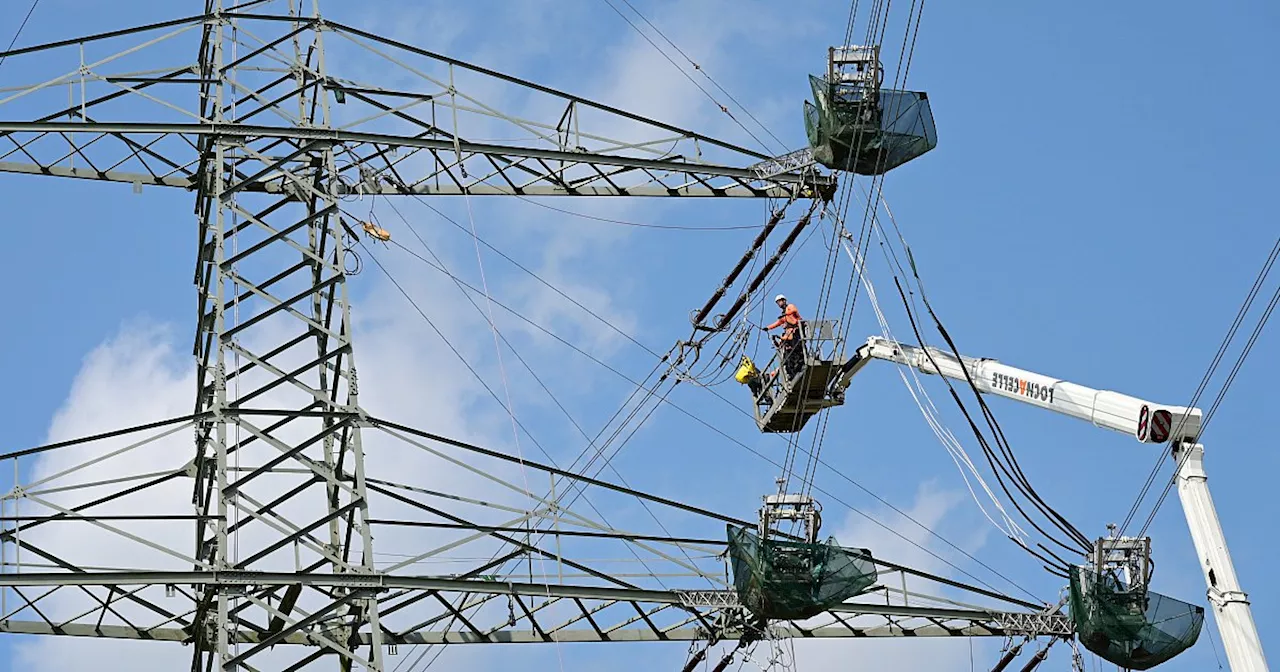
759,326,768,331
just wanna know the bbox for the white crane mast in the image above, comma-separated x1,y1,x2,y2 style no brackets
845,336,1269,672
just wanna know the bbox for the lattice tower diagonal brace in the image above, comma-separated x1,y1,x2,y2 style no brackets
188,13,383,671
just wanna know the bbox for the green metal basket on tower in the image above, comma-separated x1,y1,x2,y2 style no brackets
803,74,937,175
1068,565,1205,670
727,524,878,621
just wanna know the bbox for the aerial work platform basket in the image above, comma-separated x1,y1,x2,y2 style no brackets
804,45,937,174
747,319,851,433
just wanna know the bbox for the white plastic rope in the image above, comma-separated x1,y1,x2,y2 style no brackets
834,214,1030,544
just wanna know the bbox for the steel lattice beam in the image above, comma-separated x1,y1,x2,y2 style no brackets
0,571,1073,643
0,121,831,197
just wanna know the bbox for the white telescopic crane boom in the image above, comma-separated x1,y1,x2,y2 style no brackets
844,335,1268,672
850,337,1202,443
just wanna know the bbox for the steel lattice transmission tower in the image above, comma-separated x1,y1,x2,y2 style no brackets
0,3,1073,671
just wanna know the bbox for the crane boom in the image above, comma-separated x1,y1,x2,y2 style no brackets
843,335,1269,672
848,336,1203,443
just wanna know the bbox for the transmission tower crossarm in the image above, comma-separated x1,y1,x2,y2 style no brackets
0,120,824,196
0,570,1072,642
0,9,835,201
844,335,1269,672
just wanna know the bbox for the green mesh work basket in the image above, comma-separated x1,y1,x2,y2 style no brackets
1068,565,1204,670
804,75,937,174
727,524,877,621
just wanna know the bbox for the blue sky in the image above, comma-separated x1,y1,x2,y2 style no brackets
1,1,1277,670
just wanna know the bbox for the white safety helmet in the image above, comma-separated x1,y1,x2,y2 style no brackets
774,294,787,303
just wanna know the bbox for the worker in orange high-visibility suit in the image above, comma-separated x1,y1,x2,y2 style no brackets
762,294,804,378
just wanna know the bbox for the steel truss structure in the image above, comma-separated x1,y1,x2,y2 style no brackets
0,3,1064,670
